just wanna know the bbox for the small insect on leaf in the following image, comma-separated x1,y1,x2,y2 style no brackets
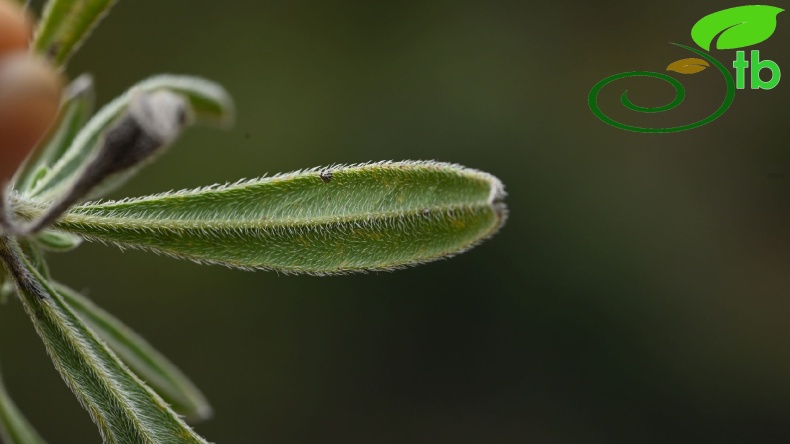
666,58,709,74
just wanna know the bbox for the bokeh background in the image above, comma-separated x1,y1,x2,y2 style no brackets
2,0,790,442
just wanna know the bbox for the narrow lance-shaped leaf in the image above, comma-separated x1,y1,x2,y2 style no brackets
691,5,784,51
30,75,234,201
0,236,209,444
55,282,212,421
15,74,96,193
0,367,46,444
32,0,119,66
33,229,82,252
18,240,51,280
20,161,508,274
15,246,207,421
24,89,191,234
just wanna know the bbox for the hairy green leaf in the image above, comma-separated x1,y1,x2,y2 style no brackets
29,75,233,201
26,161,507,274
0,237,209,444
16,75,95,193
34,229,82,252
55,283,212,421
18,241,52,280
32,0,119,65
0,367,46,444
691,5,783,51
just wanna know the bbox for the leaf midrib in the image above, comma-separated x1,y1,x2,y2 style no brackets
59,203,491,232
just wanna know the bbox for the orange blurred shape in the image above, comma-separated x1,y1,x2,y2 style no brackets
0,0,32,57
0,53,63,182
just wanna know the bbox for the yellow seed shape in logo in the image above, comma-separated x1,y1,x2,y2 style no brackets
667,58,710,74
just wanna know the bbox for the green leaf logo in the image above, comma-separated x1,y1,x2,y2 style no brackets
691,5,783,51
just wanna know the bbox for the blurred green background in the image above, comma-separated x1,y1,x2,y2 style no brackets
3,0,790,442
